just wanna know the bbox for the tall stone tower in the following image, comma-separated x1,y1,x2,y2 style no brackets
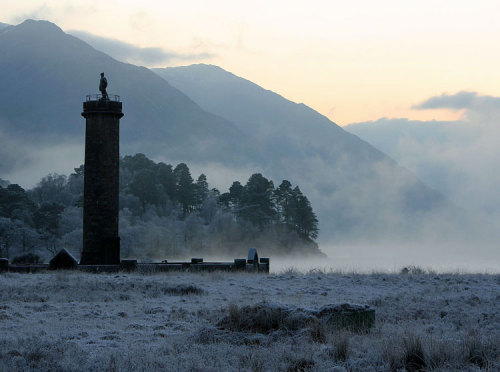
80,93,123,265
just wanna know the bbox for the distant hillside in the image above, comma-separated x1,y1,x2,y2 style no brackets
0,20,254,165
344,118,468,156
344,118,492,214
155,65,452,241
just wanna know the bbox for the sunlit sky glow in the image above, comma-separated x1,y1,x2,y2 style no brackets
2,0,500,125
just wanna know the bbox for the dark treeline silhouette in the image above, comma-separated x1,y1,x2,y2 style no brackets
0,153,322,262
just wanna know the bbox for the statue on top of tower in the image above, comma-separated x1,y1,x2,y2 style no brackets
99,72,109,100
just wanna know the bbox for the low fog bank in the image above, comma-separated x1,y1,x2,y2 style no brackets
275,211,500,273
0,130,83,189
272,241,500,274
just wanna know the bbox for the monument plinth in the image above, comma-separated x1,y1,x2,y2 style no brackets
80,94,123,265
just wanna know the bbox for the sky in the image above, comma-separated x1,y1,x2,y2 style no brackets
2,0,500,126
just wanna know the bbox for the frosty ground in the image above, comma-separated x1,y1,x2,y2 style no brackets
0,269,499,371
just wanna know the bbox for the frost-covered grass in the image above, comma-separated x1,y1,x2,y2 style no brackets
0,270,499,371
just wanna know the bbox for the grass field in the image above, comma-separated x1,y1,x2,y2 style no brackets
0,269,499,371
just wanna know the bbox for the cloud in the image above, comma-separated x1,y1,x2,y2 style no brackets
69,30,214,66
347,91,500,221
413,91,500,111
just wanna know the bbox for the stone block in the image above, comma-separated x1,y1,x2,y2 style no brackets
234,258,246,270
120,259,137,271
0,258,8,272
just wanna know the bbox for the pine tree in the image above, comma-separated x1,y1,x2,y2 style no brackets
194,174,209,209
238,173,276,228
218,181,243,209
291,186,319,240
156,162,176,202
122,153,156,172
129,169,163,213
173,163,195,216
275,180,294,225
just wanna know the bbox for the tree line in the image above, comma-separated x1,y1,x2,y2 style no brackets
0,153,321,262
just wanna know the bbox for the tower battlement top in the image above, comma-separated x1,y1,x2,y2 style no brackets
86,94,121,102
82,95,123,117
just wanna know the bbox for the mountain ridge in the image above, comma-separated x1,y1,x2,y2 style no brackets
0,20,255,164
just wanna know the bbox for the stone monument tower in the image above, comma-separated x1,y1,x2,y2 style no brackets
80,73,123,265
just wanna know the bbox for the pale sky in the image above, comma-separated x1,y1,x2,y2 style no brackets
2,0,500,125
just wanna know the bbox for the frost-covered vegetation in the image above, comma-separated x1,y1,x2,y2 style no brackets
0,270,498,371
0,154,321,263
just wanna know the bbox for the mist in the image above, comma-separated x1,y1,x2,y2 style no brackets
68,30,214,67
347,92,500,216
338,92,500,273
271,241,499,274
0,129,83,189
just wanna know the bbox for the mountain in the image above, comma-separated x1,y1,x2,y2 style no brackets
0,21,453,243
0,22,10,30
344,118,497,216
154,65,452,241
0,20,254,165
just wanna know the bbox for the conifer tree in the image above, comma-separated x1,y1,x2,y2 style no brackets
174,163,195,216
239,173,276,228
194,174,209,209
275,180,294,225
291,186,319,240
156,162,176,202
129,169,162,212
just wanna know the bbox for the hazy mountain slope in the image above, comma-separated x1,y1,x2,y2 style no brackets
344,118,468,156
154,65,353,156
344,118,494,215
0,20,254,164
155,65,452,241
0,22,9,30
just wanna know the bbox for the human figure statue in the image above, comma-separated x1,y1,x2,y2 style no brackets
99,72,109,100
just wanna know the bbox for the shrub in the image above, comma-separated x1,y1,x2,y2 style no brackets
380,340,403,372
403,334,426,371
162,284,204,296
308,319,326,343
286,358,315,372
221,302,300,334
463,329,487,368
332,332,350,362
427,338,456,369
400,265,426,275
